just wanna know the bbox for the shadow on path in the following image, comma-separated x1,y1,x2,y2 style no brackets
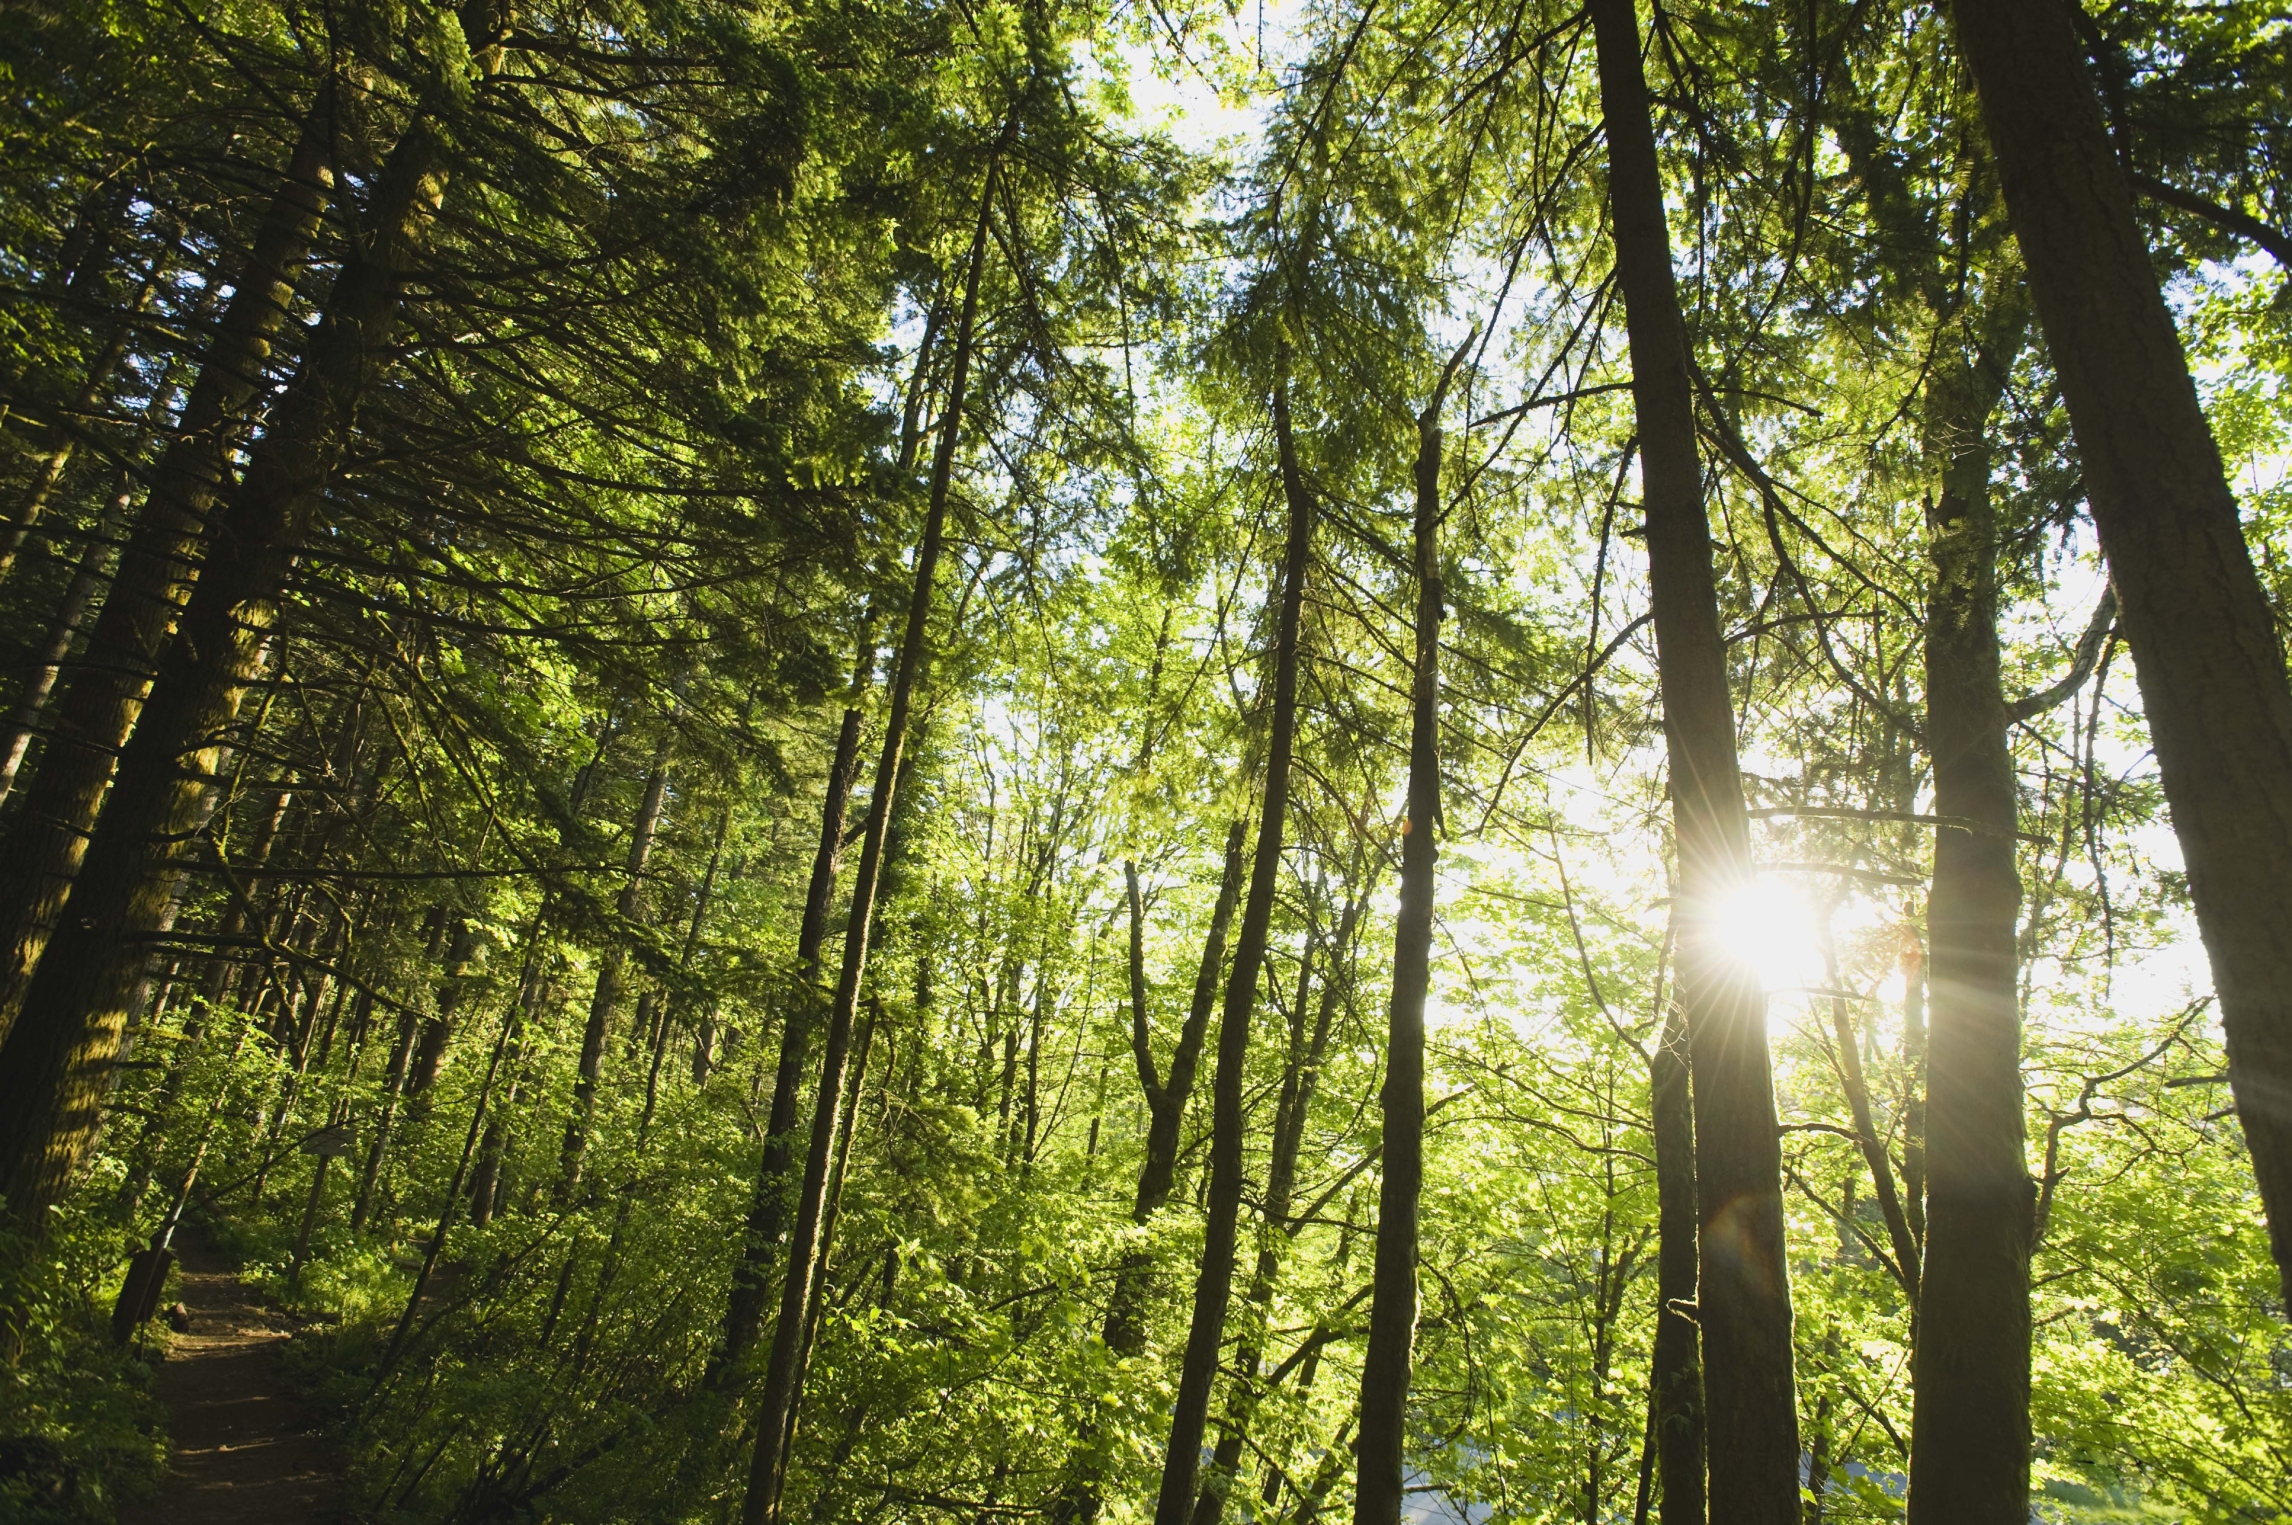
119,1231,341,1525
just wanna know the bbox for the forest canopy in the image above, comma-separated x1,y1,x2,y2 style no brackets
1,0,2289,1522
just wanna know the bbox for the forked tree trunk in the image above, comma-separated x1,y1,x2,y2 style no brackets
1150,352,1315,1525
1049,823,1246,1525
739,142,1001,1525
1908,326,2031,1522
1952,0,2292,1311
1589,1,1800,1517
0,95,335,1048
1111,827,1246,1347
1353,348,1464,1525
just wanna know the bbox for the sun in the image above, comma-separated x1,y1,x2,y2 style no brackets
1709,876,1820,995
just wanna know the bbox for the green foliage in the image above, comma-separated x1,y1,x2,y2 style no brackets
2,0,2291,1521
0,1189,164,1524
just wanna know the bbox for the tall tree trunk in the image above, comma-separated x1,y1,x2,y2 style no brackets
557,738,672,1200
0,48,490,1217
1112,826,1245,1347
0,95,335,1047
780,1003,879,1476
117,759,285,1215
739,142,1000,1525
1951,0,2292,1308
1050,824,1247,1525
1649,998,1705,1525
1907,329,2031,1523
1819,946,1921,1306
1901,941,1926,1250
1354,349,1464,1525
1588,2,1799,1517
470,915,554,1228
1150,351,1315,1525
681,802,734,1089
720,631,873,1366
1199,877,1364,1525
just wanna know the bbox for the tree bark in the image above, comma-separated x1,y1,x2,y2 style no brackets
0,94,335,1047
557,737,672,1201
720,631,872,1366
0,49,485,1218
781,1003,879,1474
1353,352,1461,1525
409,919,479,1100
1951,0,2292,1309
1150,352,1314,1525
1907,327,2032,1523
1588,2,1800,1517
739,141,1000,1525
1649,999,1705,1525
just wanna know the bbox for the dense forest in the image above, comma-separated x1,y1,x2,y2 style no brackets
2,0,2289,1520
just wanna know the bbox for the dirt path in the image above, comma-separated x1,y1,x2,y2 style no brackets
119,1233,342,1525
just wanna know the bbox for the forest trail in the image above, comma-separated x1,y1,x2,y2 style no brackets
120,1233,341,1525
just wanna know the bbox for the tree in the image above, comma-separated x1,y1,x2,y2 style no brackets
1952,0,2292,1309
1588,0,1799,1516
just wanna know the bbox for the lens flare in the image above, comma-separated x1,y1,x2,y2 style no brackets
1710,876,1817,994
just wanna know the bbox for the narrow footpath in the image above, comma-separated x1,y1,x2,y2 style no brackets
120,1232,342,1525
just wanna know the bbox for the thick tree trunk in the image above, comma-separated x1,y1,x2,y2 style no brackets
1588,2,1799,1518
1150,354,1315,1525
1907,337,2031,1523
0,97,335,1048
739,144,999,1525
1649,1001,1705,1525
0,70,478,1218
1353,356,1460,1525
557,740,672,1200
720,633,872,1365
1952,0,2292,1308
